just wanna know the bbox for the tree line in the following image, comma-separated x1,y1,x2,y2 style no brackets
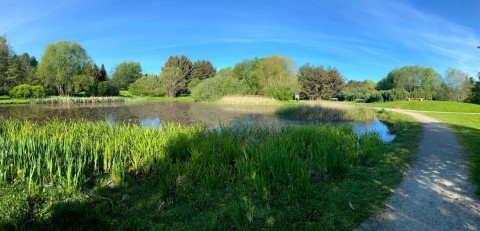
1,35,479,103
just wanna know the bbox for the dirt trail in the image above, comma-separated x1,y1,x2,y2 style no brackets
358,109,480,231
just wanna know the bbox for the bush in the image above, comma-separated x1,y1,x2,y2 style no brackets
381,89,409,101
268,86,294,100
31,85,46,98
128,75,164,96
191,77,250,101
367,91,383,102
409,89,432,100
97,81,119,96
9,84,45,98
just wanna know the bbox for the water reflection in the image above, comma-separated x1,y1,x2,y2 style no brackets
0,101,394,141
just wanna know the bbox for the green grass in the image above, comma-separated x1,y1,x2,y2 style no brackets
367,100,480,113
119,90,134,97
277,103,376,122
421,113,480,195
119,90,194,102
0,114,421,230
0,96,31,105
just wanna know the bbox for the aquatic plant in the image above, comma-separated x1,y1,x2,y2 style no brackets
276,103,375,122
31,97,128,104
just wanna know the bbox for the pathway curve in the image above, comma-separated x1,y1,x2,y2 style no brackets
358,109,480,231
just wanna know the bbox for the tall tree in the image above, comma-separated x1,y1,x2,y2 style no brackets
161,67,183,97
233,58,261,94
0,35,14,94
376,65,442,98
299,64,345,100
97,64,108,82
253,55,298,97
191,60,216,80
161,55,192,95
111,62,142,90
37,41,92,95
444,68,472,102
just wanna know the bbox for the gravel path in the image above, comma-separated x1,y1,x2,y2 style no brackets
358,109,480,231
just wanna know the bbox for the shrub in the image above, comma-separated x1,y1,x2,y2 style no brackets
31,85,46,98
367,91,383,102
9,84,46,98
268,86,294,100
191,77,250,101
128,75,164,96
97,81,119,96
381,89,409,101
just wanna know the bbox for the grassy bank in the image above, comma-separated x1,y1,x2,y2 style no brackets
367,100,480,113
422,113,480,195
277,103,376,122
0,113,421,230
0,96,31,105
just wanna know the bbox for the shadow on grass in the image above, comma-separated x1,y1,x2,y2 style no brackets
1,116,423,230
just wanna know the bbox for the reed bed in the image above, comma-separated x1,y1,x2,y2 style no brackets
0,120,383,194
0,119,391,229
219,95,282,106
31,96,128,104
276,102,376,122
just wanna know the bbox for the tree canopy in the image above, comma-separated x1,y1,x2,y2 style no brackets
299,64,345,100
376,65,442,99
443,68,472,102
191,60,216,80
37,41,92,95
111,62,142,90
162,55,193,96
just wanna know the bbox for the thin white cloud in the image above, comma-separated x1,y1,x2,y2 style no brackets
361,1,480,76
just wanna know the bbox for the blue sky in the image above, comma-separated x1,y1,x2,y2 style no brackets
1,0,479,81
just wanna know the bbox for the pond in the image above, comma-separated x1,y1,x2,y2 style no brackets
0,101,395,142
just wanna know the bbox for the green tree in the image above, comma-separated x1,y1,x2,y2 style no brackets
37,41,92,95
299,64,345,100
253,55,299,99
192,60,216,80
97,81,119,96
376,66,442,99
216,67,235,78
111,62,142,90
233,58,261,93
444,68,472,102
97,64,108,82
162,55,193,95
0,35,14,95
161,67,183,97
338,80,378,101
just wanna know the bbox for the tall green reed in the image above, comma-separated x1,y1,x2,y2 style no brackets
0,119,385,199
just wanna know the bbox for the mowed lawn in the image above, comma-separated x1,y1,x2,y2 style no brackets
368,100,480,113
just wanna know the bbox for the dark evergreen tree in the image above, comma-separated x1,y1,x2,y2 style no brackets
191,60,216,80
161,55,193,96
97,64,108,82
299,64,345,100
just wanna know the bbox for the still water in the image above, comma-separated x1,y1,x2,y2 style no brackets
0,101,395,142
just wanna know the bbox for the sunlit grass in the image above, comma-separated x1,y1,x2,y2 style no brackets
367,100,480,113
0,96,31,105
0,113,421,230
